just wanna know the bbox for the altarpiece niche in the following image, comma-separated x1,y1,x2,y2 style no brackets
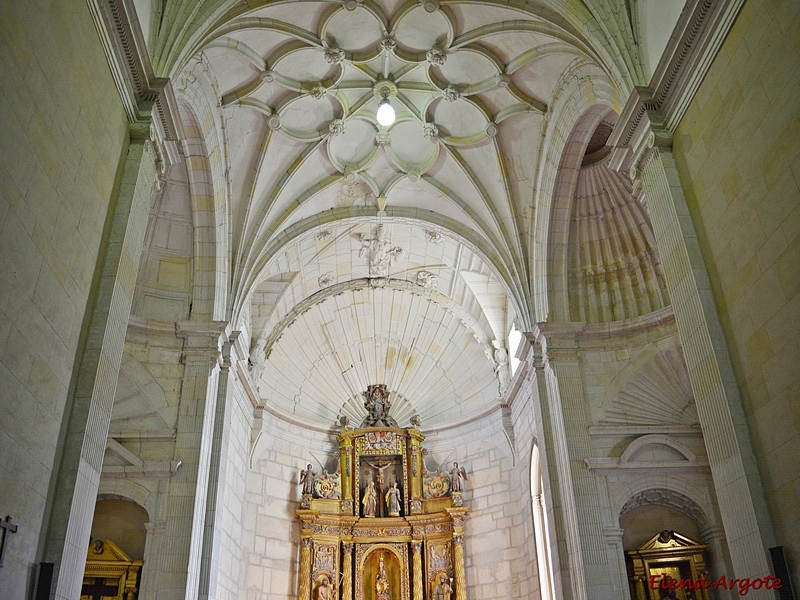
296,385,469,600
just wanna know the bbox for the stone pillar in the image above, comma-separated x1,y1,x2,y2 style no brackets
198,329,242,600
341,542,354,600
152,321,225,600
43,131,156,600
412,542,423,600
531,329,611,600
603,527,631,600
636,146,774,589
299,537,313,600
453,535,466,600
701,525,735,600
531,340,576,600
139,520,166,599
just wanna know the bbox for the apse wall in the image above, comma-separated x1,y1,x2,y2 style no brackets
0,3,130,596
672,0,800,585
241,410,541,600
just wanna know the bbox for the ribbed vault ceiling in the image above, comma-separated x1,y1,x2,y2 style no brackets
167,0,648,427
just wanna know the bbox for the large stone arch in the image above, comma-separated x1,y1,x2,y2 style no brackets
531,59,618,322
544,105,617,322
619,486,710,533
176,60,230,322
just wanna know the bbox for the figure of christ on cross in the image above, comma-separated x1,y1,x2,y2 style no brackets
80,577,119,600
364,459,394,518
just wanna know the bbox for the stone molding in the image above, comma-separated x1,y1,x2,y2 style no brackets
607,0,745,177
588,425,700,437
585,434,710,474
258,277,494,364
619,488,708,528
87,0,183,156
525,306,677,366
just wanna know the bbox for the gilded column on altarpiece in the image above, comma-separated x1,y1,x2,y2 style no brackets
341,542,354,600
299,537,313,600
453,535,466,600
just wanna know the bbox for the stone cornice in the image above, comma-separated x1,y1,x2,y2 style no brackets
127,314,176,337
88,0,163,127
607,0,745,176
87,0,183,156
527,306,676,351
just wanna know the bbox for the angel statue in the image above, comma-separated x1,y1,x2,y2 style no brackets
450,462,467,493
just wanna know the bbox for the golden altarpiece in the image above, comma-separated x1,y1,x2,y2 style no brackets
80,539,142,600
627,530,711,600
296,385,468,600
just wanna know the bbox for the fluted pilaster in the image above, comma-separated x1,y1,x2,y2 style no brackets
637,148,774,595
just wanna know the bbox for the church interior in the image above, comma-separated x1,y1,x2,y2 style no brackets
0,0,798,599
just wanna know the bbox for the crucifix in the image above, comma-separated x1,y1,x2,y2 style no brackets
365,459,393,517
0,515,18,567
80,577,119,600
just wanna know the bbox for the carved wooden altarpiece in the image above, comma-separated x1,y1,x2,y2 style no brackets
80,539,142,600
627,530,710,600
296,423,468,600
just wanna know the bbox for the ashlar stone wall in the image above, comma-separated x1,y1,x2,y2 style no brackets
423,414,540,600
672,0,800,585
0,2,129,597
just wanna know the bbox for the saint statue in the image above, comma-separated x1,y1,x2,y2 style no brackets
299,463,316,495
493,343,510,394
432,574,453,600
375,554,389,599
450,462,467,493
249,338,267,382
362,481,377,517
385,482,401,516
